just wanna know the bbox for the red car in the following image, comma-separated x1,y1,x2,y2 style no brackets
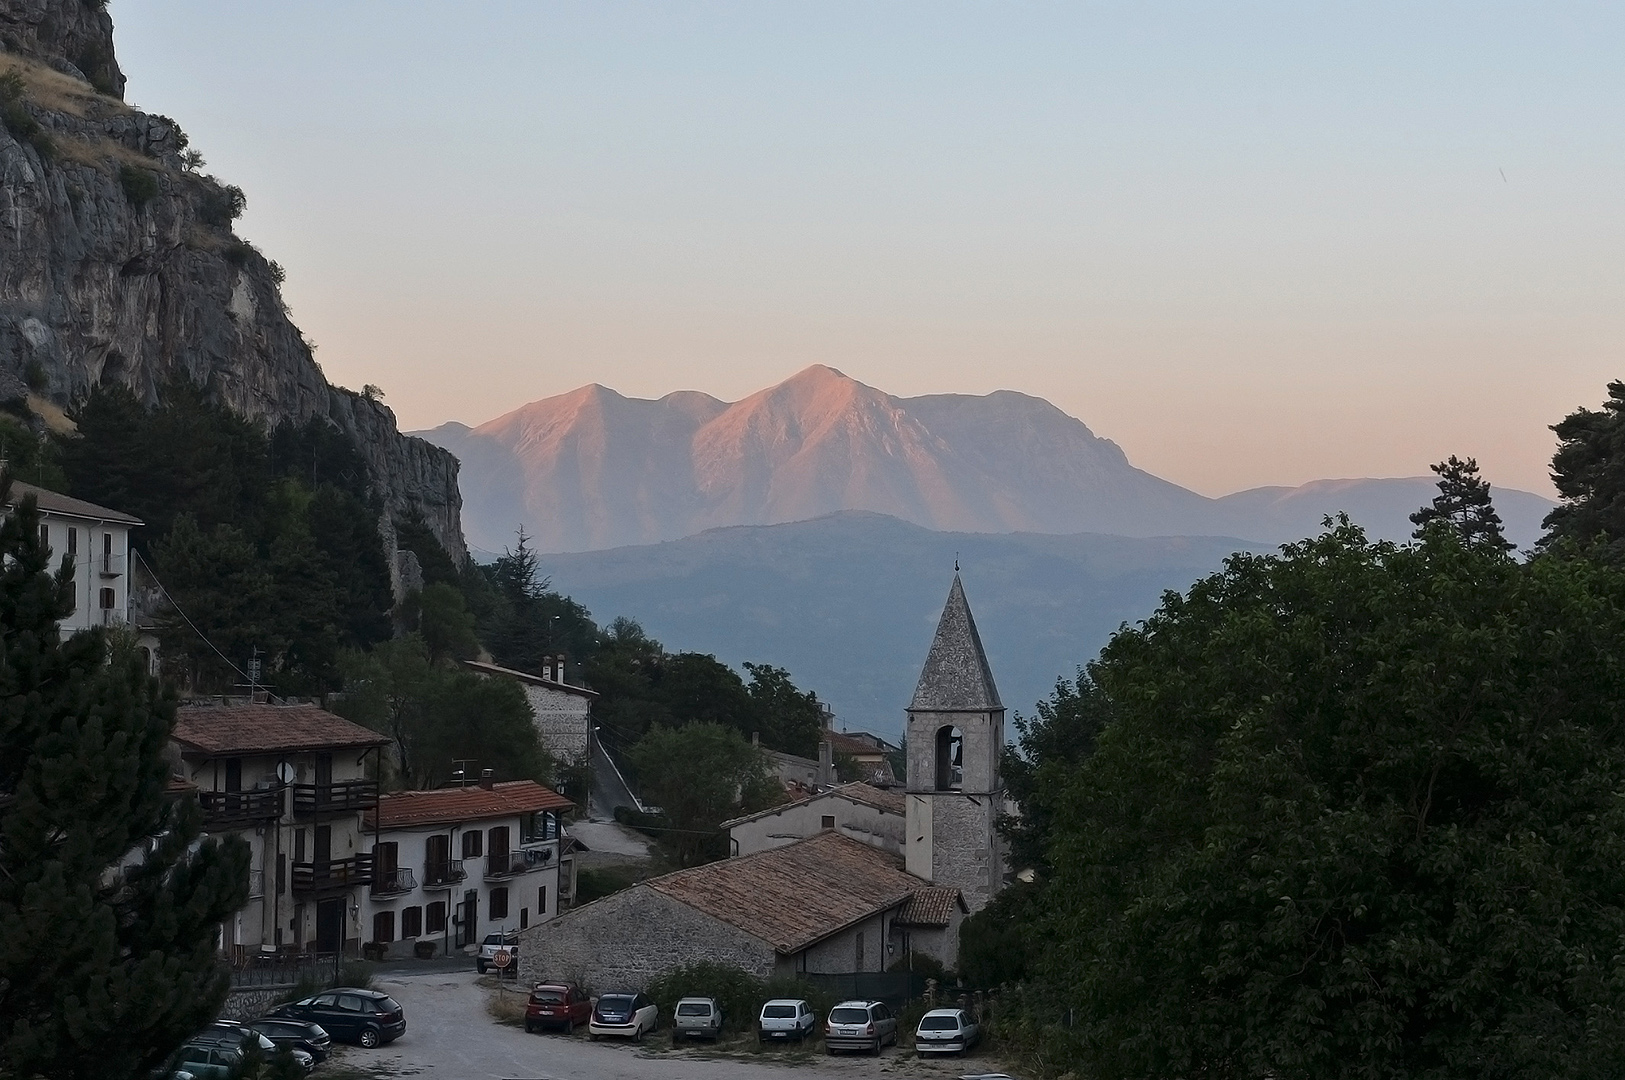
525,983,593,1035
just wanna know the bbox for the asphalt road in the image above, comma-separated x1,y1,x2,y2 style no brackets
332,969,1012,1080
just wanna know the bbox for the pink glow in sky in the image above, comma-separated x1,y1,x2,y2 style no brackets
115,2,1625,496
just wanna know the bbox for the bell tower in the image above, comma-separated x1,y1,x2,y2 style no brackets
904,574,1005,911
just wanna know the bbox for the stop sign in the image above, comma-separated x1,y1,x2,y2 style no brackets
493,949,512,969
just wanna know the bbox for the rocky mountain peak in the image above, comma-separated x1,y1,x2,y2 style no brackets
0,0,123,98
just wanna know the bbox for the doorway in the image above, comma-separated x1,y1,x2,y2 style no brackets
315,898,344,954
458,889,479,948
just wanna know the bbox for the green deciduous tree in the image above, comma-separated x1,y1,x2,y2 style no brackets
0,478,250,1080
1009,519,1625,1080
1409,454,1513,552
628,722,782,866
999,671,1111,877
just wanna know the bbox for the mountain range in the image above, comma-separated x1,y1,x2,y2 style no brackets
415,365,1553,555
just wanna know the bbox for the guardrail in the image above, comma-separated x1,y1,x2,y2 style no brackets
291,780,379,817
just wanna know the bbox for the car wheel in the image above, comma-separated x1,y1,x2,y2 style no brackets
565,1019,575,1036
358,1028,380,1049
524,1020,534,1034
589,1032,599,1042
871,1038,881,1056
477,963,487,975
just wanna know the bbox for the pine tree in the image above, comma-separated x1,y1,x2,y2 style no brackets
1409,454,1513,552
1541,380,1625,559
0,476,250,1080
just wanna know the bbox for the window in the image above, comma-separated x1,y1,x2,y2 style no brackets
276,853,286,895
490,887,509,921
521,811,557,843
462,831,482,858
294,829,306,864
401,906,422,939
67,527,76,555
537,885,547,916
426,902,446,934
935,725,964,791
372,911,395,944
520,907,528,929
821,815,836,830
98,587,115,610
37,524,48,551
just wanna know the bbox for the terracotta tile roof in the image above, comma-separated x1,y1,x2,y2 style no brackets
6,480,143,526
897,886,964,927
718,781,904,830
647,831,919,953
462,660,599,698
172,704,388,756
365,781,572,830
826,731,888,758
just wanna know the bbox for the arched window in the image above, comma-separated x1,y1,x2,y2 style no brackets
935,725,963,791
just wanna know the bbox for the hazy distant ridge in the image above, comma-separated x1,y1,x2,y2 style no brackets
416,365,1554,554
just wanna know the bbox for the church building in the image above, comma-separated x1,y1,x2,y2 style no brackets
516,574,1006,986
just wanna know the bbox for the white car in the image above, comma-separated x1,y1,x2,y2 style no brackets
476,931,519,975
824,999,898,1055
914,1007,980,1055
672,997,723,1041
758,998,817,1043
588,991,659,1041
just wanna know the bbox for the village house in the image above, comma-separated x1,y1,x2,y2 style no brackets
168,703,387,960
463,658,597,773
359,778,574,959
519,573,1004,987
724,781,905,858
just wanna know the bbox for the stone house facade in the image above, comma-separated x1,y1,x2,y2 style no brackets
168,703,388,959
463,659,596,769
724,782,905,858
359,780,574,958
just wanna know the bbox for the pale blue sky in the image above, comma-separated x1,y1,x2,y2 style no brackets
115,2,1625,494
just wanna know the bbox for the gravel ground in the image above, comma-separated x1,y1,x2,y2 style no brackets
328,969,1016,1080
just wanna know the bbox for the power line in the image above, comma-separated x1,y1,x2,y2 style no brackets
130,548,261,691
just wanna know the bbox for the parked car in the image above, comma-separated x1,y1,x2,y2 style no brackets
203,1024,315,1074
525,982,593,1034
588,991,659,1041
824,1000,899,1055
757,998,817,1043
270,987,407,1048
164,1026,313,1078
671,997,723,1042
247,1018,333,1063
914,1008,980,1056
477,931,520,975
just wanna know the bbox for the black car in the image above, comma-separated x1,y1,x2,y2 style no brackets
270,987,406,1048
248,1018,333,1063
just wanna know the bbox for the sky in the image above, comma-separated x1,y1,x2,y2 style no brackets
114,2,1625,497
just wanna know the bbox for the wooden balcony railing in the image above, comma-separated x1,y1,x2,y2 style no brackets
291,854,374,897
199,786,285,827
291,779,379,817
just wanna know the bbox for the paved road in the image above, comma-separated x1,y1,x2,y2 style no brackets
333,970,1012,1080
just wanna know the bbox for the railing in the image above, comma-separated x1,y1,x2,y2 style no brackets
486,847,554,878
291,854,374,896
199,786,284,827
370,866,416,897
247,868,265,898
100,552,123,577
291,779,379,816
100,608,126,627
422,859,465,887
226,951,323,989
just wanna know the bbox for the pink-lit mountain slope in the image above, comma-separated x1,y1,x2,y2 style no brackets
417,365,1211,553
415,365,1554,555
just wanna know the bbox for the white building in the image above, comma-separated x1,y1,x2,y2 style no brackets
464,659,597,767
168,703,389,960
6,480,144,641
724,782,905,859
360,779,574,959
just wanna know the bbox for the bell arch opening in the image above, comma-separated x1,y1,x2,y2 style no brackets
935,725,963,791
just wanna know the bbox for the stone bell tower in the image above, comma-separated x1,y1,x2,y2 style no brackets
904,574,1005,912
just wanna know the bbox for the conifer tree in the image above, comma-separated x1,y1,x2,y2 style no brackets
1541,380,1625,559
1409,454,1514,552
0,477,250,1080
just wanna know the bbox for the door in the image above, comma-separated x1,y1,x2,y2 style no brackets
458,889,478,947
488,825,509,874
374,841,398,890
314,825,331,866
315,898,344,954
426,833,449,884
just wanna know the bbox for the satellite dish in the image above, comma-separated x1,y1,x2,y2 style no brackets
276,762,296,785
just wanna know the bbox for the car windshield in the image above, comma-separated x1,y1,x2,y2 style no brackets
531,990,565,1004
830,1008,870,1024
598,996,634,1012
676,1003,711,1016
920,1015,961,1030
761,1005,796,1018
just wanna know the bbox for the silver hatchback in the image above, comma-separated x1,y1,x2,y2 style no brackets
824,1000,898,1055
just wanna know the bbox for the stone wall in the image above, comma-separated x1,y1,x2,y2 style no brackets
520,684,591,765
517,885,775,990
730,794,903,858
929,794,1000,912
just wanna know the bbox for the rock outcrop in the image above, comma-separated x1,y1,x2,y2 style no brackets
0,0,465,562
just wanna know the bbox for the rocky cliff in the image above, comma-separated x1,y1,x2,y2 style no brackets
0,0,465,562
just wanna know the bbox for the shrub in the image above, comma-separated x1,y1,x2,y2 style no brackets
118,165,159,207
0,72,53,159
646,962,767,1035
199,181,246,227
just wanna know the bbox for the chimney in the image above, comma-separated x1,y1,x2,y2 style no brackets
478,768,495,790
557,654,567,684
542,658,554,681
818,738,834,789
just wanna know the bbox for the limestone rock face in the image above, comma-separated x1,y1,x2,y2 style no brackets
0,0,123,97
0,2,465,561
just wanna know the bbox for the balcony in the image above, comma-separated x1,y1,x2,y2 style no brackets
100,552,124,578
422,859,465,888
486,847,555,879
291,779,379,817
291,854,374,897
199,786,284,828
369,866,416,898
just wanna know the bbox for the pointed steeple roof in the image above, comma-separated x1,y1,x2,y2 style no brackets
909,575,1003,712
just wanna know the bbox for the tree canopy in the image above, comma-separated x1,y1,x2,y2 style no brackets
0,477,249,1080
997,520,1625,1080
1543,380,1625,559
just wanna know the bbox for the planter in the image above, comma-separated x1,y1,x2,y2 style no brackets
413,940,437,960
362,942,387,962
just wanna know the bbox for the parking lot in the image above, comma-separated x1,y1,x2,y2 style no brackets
333,969,1011,1080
